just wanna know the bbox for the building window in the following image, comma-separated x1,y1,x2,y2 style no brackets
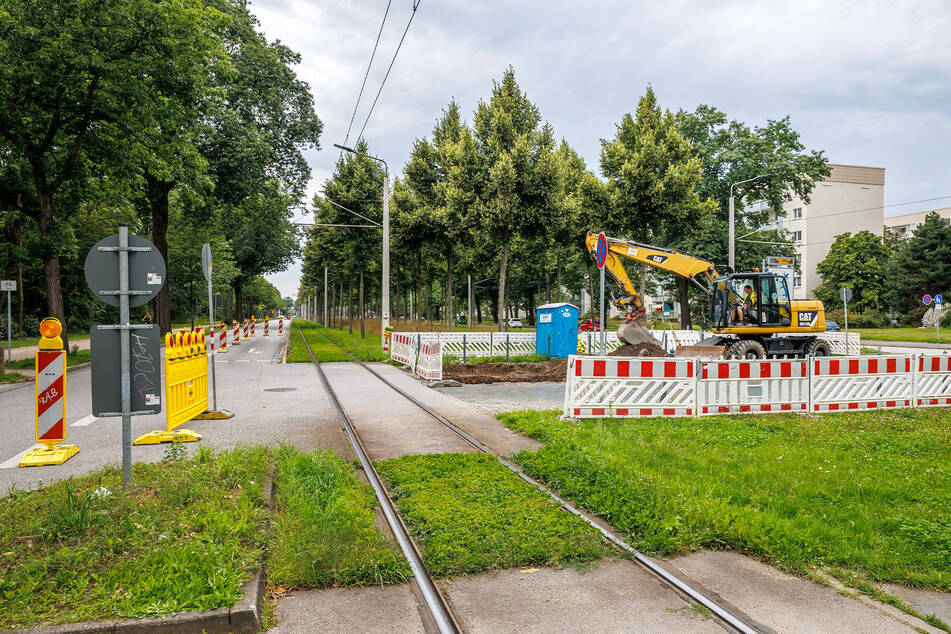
792,207,802,219
793,230,802,242
794,276,802,287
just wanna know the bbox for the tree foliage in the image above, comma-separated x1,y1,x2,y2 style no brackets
884,213,951,321
814,231,892,312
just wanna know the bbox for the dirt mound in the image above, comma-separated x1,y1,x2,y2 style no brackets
607,341,670,357
443,359,569,384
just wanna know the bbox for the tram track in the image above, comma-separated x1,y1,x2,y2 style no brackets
298,326,767,634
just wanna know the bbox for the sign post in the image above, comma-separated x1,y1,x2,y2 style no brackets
1,280,14,369
840,287,852,345
190,244,233,422
935,294,943,343
595,232,608,355
85,225,166,486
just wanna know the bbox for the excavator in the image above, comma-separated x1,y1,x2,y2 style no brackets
586,231,831,359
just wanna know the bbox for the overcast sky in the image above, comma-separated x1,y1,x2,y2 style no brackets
259,0,951,298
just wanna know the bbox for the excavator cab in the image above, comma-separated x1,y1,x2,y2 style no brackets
711,273,792,330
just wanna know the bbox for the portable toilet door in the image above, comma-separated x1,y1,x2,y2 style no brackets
535,302,579,358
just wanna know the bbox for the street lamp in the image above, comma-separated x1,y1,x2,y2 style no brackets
333,143,390,341
729,174,771,271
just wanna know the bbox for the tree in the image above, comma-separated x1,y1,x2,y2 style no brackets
0,0,224,344
885,213,951,321
599,87,716,328
470,68,561,331
814,231,892,312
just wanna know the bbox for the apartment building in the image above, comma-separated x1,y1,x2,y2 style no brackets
883,206,951,237
769,164,884,298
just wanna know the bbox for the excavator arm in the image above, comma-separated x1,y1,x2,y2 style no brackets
585,232,720,346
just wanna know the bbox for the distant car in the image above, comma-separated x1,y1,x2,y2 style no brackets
457,315,467,325
579,318,602,332
507,318,523,328
826,320,841,331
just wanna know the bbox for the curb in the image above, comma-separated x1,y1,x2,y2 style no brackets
10,478,275,634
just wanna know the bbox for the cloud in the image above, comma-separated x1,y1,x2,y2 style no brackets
260,0,951,297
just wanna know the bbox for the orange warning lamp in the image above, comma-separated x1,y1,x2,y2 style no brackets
38,317,64,350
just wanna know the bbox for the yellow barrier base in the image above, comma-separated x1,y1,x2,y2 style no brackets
192,409,234,420
133,429,202,445
20,444,79,467
218,347,228,353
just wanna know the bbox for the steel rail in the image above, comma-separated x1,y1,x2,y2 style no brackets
295,327,462,634
313,330,762,634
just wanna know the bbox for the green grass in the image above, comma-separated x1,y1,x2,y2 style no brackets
286,322,350,362
444,353,551,366
268,448,409,588
0,370,29,383
374,453,610,576
318,324,387,361
7,332,91,349
0,446,270,630
855,327,951,344
499,408,951,591
6,349,91,370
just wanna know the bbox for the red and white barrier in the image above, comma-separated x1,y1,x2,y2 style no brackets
251,318,256,337
36,349,66,442
232,321,241,346
416,340,442,381
218,322,227,353
278,316,284,336
565,353,951,419
242,320,249,341
390,333,417,370
264,317,269,336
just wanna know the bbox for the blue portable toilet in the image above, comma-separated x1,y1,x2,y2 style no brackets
535,302,579,358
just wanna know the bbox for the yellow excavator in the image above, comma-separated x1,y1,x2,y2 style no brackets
586,231,830,358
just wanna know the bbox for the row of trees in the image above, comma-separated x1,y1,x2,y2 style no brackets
0,0,319,345
299,68,829,332
815,213,951,324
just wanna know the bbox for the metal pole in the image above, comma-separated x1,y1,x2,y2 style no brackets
324,266,328,326
467,274,472,329
728,193,735,271
843,297,849,353
383,174,390,343
6,290,11,364
207,256,217,412
599,266,606,355
118,224,132,487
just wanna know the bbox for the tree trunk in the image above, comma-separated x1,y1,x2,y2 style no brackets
35,189,68,350
640,263,647,298
545,271,551,303
235,281,244,322
497,240,510,331
585,261,596,317
417,252,423,322
147,175,175,336
339,280,344,329
678,277,692,329
556,256,562,303
446,251,453,332
359,270,365,338
348,275,353,335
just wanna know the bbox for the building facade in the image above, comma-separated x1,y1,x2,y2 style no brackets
883,206,951,237
769,164,884,298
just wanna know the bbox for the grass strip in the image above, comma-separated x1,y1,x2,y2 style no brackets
286,321,350,363
855,327,951,344
268,447,410,588
0,371,29,384
375,453,610,577
317,324,386,361
500,409,951,590
6,349,91,370
444,353,551,366
0,445,270,630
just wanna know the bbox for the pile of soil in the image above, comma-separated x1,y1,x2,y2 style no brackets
608,340,670,357
443,359,569,384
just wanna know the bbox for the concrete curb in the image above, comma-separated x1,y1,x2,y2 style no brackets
10,478,275,634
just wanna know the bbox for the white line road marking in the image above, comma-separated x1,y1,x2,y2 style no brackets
236,359,251,363
248,348,257,353
0,445,42,469
70,414,97,427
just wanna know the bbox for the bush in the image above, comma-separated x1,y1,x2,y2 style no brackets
847,310,889,328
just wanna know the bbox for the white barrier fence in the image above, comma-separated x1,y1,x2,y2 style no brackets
565,353,951,419
389,333,443,381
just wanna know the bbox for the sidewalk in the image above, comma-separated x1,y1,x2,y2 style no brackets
863,339,951,350
6,337,92,362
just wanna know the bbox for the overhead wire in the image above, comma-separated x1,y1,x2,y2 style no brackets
343,0,393,147
355,0,423,143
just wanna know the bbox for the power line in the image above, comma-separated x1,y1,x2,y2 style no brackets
356,0,422,143
783,193,951,222
343,0,393,146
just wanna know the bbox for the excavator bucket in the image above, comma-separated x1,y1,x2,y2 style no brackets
616,321,658,347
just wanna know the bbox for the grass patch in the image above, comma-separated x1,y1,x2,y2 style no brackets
500,408,951,590
0,446,270,630
444,353,551,366
6,349,91,371
268,448,410,588
0,370,29,384
375,453,609,577
286,322,351,363
855,327,951,344
318,325,386,361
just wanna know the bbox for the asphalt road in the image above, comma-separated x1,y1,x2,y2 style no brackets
0,321,349,491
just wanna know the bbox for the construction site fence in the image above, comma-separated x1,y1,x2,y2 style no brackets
165,329,209,430
397,329,860,358
564,353,951,419
389,333,443,381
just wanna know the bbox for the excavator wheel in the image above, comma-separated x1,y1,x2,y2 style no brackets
726,339,767,360
804,339,832,357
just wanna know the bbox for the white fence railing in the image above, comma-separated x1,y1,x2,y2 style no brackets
565,353,951,419
389,333,443,381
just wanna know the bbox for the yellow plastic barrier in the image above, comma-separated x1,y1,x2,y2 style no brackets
134,327,209,445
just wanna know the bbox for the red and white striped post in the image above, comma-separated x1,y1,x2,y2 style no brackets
264,315,270,336
218,322,228,353
278,316,284,336
21,318,79,467
242,319,249,341
251,315,256,337
232,320,241,346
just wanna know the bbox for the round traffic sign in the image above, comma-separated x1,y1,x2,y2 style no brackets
84,234,166,308
595,232,608,270
936,294,943,306
923,294,933,306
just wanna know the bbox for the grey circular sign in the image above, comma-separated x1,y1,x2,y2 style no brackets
84,234,166,308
